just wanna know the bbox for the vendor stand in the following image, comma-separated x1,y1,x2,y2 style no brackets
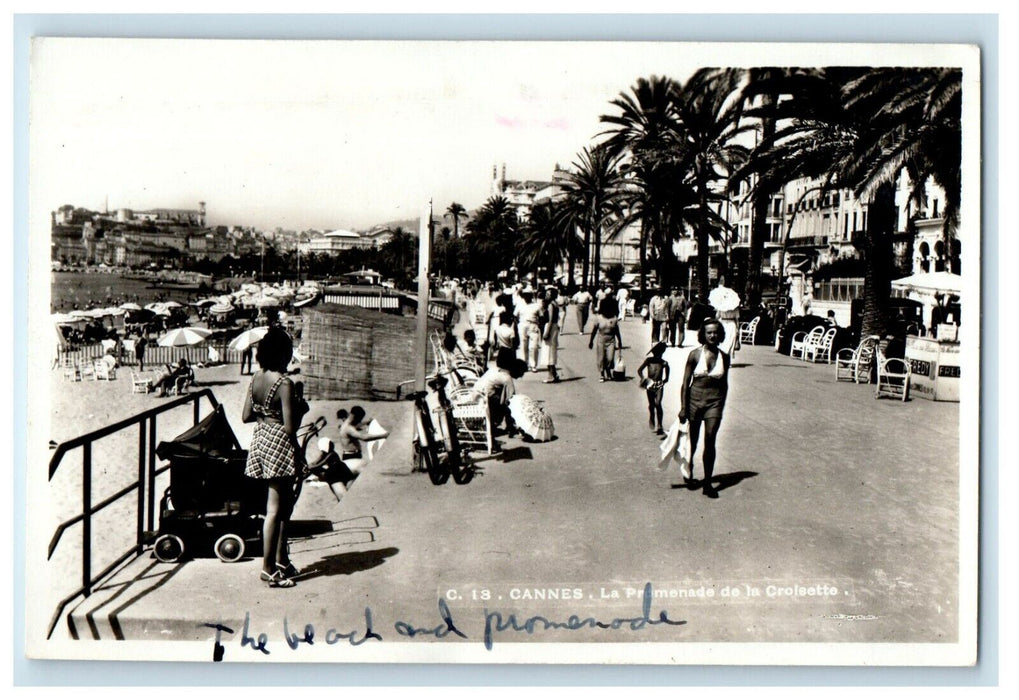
893,272,962,403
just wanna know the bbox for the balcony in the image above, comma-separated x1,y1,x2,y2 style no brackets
786,235,829,250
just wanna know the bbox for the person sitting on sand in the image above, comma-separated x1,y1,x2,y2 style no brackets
337,406,390,474
305,437,358,502
152,359,194,397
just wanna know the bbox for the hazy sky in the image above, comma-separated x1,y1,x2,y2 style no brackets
30,39,967,233
30,39,710,231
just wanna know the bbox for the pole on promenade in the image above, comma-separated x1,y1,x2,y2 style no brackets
415,200,432,392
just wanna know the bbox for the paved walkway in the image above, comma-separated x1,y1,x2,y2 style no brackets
52,315,961,660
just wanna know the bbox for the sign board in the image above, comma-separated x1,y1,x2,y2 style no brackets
905,335,960,402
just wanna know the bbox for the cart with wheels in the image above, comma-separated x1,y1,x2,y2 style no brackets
151,406,325,563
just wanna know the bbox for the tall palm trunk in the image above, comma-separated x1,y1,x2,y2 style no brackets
745,93,776,310
695,176,711,301
861,181,897,338
581,226,591,287
638,220,648,298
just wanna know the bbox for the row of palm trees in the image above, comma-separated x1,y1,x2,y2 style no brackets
454,66,961,338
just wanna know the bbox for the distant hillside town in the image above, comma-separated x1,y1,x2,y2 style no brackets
50,202,395,270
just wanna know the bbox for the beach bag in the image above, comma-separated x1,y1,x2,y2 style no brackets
612,352,626,381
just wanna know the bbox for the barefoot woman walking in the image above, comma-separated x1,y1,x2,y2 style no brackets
678,319,730,498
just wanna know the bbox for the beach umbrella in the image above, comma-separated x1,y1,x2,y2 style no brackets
708,285,741,313
507,395,555,442
293,293,319,308
157,326,213,362
255,296,280,308
162,301,184,309
119,302,142,311
209,302,235,314
157,326,212,348
228,326,269,352
891,271,962,296
145,302,164,311
193,298,218,307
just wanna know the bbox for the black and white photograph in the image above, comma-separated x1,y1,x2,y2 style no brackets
24,36,981,666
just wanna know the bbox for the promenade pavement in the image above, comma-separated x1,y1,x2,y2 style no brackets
50,314,961,660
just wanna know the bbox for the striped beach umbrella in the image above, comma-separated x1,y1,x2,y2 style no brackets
157,326,212,347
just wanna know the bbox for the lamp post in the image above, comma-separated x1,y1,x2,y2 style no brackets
415,200,433,392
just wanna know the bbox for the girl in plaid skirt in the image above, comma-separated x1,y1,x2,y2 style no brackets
242,326,306,588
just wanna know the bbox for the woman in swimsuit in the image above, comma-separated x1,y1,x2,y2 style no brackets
242,327,305,588
678,319,730,499
589,313,622,382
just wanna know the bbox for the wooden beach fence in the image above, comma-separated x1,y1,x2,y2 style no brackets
300,304,441,400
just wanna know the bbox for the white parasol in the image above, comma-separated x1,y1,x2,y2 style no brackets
508,395,555,442
119,302,142,311
255,295,281,308
228,326,269,352
708,285,741,313
209,302,235,315
891,271,962,296
157,326,212,348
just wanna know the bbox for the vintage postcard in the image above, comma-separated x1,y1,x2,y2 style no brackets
25,38,981,665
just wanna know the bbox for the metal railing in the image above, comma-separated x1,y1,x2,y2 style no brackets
45,388,229,639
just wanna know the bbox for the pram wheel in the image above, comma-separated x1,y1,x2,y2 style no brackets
214,534,246,563
153,534,185,563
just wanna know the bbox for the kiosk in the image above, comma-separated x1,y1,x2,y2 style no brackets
905,334,960,402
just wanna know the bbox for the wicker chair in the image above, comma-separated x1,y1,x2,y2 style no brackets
875,348,911,401
790,326,825,360
835,335,879,383
738,317,760,345
805,327,838,363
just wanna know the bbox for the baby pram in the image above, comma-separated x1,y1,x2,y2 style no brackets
151,405,324,563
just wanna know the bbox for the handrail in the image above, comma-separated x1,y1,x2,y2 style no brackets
45,388,224,639
49,389,224,479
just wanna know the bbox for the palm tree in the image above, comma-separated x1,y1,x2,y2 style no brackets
445,202,467,239
731,68,787,309
517,200,583,283
600,75,684,298
559,144,626,287
464,195,520,280
672,69,752,301
739,67,962,337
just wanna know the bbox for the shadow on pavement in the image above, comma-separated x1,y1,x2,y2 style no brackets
730,363,752,369
497,446,534,463
670,471,758,494
289,519,337,537
300,546,399,581
195,379,243,387
709,470,758,492
554,377,585,383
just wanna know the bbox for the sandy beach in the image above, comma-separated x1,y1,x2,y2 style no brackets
43,360,414,627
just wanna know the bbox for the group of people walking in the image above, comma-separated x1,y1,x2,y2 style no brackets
241,280,733,589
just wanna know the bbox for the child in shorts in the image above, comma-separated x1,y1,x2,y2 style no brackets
637,341,670,435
